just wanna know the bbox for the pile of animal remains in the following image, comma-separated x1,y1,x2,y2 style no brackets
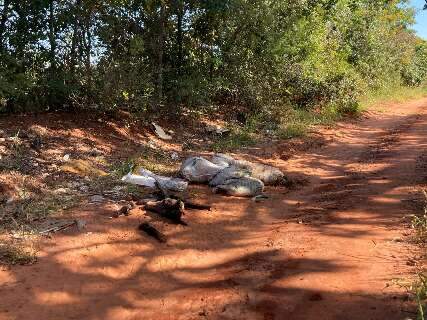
121,154,284,242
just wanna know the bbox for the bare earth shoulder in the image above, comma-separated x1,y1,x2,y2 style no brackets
1,99,427,319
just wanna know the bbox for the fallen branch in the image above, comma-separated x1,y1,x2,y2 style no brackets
138,222,167,243
144,198,187,225
183,200,211,211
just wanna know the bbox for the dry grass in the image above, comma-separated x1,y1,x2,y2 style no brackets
0,240,38,266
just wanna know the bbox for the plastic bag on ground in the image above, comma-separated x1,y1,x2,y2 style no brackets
138,168,188,192
209,165,251,187
211,153,235,167
121,168,188,192
180,157,225,183
121,172,157,188
211,154,284,185
213,177,264,197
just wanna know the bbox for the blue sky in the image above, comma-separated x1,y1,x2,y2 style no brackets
412,0,427,39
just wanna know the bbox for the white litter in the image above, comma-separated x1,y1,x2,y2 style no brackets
180,157,226,183
138,168,188,192
121,172,157,188
152,122,172,140
121,168,188,192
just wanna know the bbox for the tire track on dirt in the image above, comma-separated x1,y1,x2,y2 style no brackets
217,102,427,319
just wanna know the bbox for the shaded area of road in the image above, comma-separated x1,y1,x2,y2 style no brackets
1,98,427,319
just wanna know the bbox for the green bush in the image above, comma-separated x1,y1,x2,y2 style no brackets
402,43,427,86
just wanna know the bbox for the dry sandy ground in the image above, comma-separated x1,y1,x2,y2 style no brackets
1,99,427,319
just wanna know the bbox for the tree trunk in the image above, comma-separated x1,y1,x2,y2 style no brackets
70,0,81,75
0,0,11,49
176,0,183,76
84,13,92,96
155,2,166,107
48,0,56,71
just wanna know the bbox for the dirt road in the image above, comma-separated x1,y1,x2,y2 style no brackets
1,99,427,319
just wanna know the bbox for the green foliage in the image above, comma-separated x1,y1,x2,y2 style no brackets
415,274,427,320
0,0,425,117
211,128,256,152
410,190,427,319
360,84,427,111
402,42,427,86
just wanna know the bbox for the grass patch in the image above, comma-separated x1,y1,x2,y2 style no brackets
211,105,343,150
211,128,256,152
410,190,427,319
278,123,307,139
414,274,427,320
0,173,79,233
207,85,427,149
277,106,341,139
109,145,179,177
0,241,37,265
360,85,427,112
0,135,30,173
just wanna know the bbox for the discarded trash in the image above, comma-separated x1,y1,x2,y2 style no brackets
139,222,167,243
213,177,264,197
63,154,70,161
180,157,225,183
211,153,284,185
211,153,235,167
121,168,188,194
138,168,188,193
178,154,283,197
152,122,172,140
144,198,186,225
209,165,251,187
121,172,157,188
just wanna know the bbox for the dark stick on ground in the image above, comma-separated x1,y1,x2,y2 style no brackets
183,200,211,211
138,222,167,243
144,198,187,225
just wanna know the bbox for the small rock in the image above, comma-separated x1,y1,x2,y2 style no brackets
113,205,131,218
63,154,71,161
89,195,105,203
79,185,89,192
251,194,269,202
171,152,179,161
75,219,87,230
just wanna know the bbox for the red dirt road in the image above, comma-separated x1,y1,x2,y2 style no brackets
2,99,427,319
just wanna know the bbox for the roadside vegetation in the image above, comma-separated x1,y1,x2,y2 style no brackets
0,1,426,125
408,190,427,319
0,0,427,269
